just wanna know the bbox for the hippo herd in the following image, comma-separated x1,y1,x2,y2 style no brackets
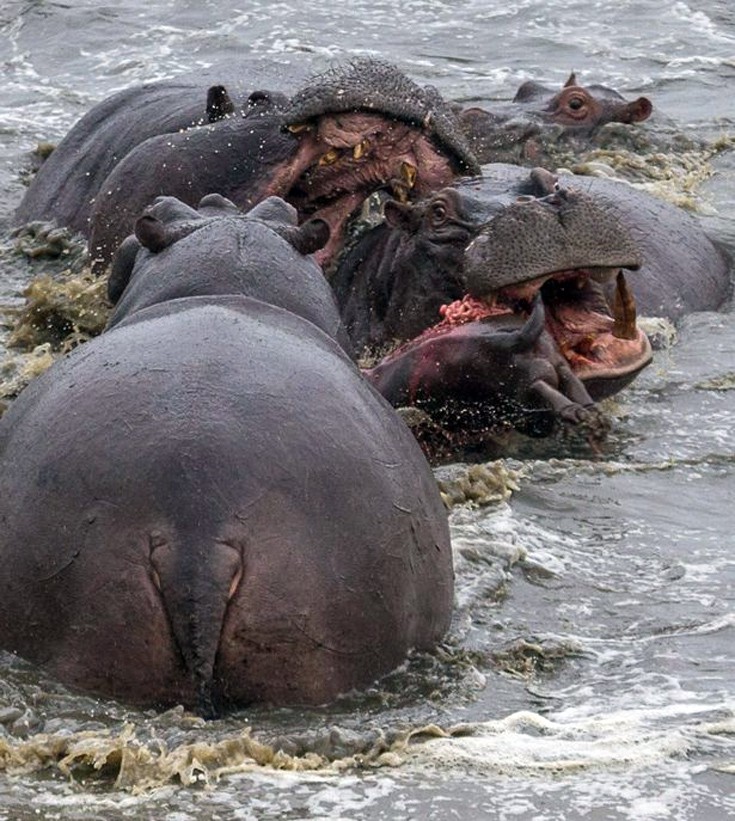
0,58,731,715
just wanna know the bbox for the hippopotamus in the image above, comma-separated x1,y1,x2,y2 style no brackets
366,295,611,448
332,165,731,453
13,58,480,272
14,61,653,244
13,57,312,237
0,195,453,715
459,73,653,165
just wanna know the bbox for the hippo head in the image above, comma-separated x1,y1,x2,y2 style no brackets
245,58,481,270
106,194,350,349
515,72,653,129
344,168,653,457
458,169,652,396
458,72,653,166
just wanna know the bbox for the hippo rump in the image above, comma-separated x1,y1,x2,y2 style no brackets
0,196,453,716
332,165,731,452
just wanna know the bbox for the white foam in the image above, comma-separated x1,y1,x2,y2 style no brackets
405,704,735,775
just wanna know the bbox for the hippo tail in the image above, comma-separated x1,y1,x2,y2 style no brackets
150,531,243,718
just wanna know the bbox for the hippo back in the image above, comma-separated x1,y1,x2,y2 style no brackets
0,294,452,711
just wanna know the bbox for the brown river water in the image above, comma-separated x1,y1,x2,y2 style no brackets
0,1,733,818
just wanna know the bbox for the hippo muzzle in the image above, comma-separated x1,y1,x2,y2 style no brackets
458,175,652,397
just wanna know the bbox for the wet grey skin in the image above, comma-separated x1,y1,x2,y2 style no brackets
14,57,480,272
0,194,453,716
333,163,729,457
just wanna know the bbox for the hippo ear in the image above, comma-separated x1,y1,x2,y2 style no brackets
206,85,235,123
626,96,653,123
198,193,240,215
564,71,578,88
135,214,169,253
289,219,330,256
108,235,141,304
245,89,289,116
512,80,539,103
384,199,420,232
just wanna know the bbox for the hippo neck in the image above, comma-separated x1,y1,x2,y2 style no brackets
331,221,465,355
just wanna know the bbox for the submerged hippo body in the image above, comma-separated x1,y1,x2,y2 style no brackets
14,58,309,236
0,197,452,714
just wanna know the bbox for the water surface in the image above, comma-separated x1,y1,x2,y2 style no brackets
0,1,733,818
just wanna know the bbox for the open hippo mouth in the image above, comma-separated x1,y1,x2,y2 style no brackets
255,60,479,268
439,264,651,393
360,172,654,458
455,176,653,397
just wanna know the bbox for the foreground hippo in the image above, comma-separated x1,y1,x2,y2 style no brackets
0,196,453,715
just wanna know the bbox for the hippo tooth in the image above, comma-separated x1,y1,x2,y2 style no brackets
319,148,340,166
612,271,638,340
287,123,310,133
353,139,369,160
401,162,418,189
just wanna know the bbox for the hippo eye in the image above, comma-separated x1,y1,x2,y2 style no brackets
430,201,448,225
568,96,585,111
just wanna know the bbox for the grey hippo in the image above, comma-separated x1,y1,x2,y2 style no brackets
16,58,480,272
11,59,724,457
0,196,453,716
14,59,653,269
331,165,731,456
459,72,653,165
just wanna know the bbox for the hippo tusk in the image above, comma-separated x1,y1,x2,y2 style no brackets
352,139,369,160
612,271,638,340
401,162,418,189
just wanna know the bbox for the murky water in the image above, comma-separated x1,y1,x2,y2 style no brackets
0,1,733,818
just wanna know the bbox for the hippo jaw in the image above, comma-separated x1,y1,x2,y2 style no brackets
460,185,653,397
443,266,653,400
255,112,465,270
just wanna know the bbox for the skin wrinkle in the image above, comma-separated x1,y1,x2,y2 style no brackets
2,186,454,709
